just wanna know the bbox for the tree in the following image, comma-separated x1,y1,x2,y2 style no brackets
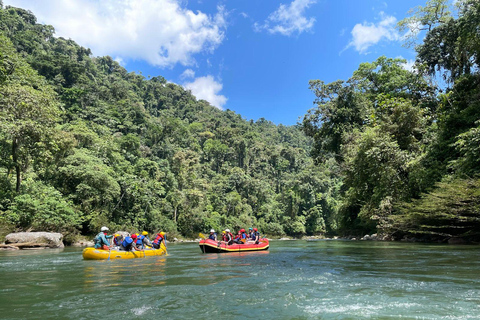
397,0,452,47
0,34,60,192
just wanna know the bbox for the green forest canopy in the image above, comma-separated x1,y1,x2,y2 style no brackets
0,0,479,243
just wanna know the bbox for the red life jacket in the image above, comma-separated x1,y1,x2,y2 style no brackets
153,234,164,245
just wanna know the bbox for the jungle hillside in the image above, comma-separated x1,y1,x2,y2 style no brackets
1,0,480,243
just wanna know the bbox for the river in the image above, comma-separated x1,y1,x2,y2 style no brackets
1,240,479,319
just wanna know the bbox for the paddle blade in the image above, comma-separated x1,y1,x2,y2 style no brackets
199,233,206,239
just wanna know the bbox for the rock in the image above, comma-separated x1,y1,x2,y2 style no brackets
371,233,378,240
172,237,178,242
0,244,20,250
362,235,371,241
5,232,64,248
114,231,130,238
448,237,466,245
351,237,357,241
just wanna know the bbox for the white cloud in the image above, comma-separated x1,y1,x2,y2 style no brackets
4,0,227,67
396,56,416,71
180,69,195,79
347,12,399,53
183,76,227,109
255,0,316,36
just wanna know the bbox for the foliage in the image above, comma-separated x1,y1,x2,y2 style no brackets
0,5,331,238
303,0,480,241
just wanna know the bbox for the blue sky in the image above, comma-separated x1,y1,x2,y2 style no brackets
5,0,431,125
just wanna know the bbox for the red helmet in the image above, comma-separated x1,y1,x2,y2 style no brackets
131,234,137,239
240,229,245,233
253,228,258,231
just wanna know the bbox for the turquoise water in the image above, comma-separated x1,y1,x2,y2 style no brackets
1,240,479,319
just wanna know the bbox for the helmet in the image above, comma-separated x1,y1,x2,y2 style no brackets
131,234,137,239
253,228,258,231
210,229,215,233
225,229,230,233
222,231,226,234
249,228,253,231
101,226,109,232
240,229,245,233
135,233,139,236
114,234,119,237
160,232,166,236
142,231,148,235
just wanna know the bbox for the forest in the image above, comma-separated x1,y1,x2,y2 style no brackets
0,0,479,243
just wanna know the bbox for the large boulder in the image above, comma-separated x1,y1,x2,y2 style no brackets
5,232,64,248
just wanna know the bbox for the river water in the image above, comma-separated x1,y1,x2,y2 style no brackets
1,240,479,319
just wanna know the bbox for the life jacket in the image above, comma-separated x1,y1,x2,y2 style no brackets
227,233,233,241
113,235,123,246
208,233,217,240
153,234,164,245
241,233,247,239
122,237,134,248
136,235,145,245
251,231,259,241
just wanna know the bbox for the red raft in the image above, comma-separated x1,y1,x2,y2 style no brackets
199,238,269,253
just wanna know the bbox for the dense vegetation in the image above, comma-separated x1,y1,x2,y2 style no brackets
1,0,479,243
0,4,339,241
302,0,480,242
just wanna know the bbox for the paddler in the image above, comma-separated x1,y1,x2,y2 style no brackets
113,233,124,246
208,229,217,241
120,234,142,251
94,226,112,250
224,229,234,245
152,232,167,249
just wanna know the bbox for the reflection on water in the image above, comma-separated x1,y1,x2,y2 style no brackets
1,241,480,319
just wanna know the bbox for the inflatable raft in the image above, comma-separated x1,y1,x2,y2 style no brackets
199,238,269,253
82,244,167,260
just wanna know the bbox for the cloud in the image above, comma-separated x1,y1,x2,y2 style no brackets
4,0,227,67
180,69,195,79
396,56,416,71
183,76,227,109
254,0,316,36
347,12,399,53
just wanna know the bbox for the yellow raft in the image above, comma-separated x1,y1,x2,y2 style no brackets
82,244,167,260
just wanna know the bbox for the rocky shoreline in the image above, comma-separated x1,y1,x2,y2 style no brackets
0,231,474,250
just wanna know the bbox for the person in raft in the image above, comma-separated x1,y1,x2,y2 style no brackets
224,229,234,245
247,228,254,239
94,226,113,250
120,234,142,251
208,229,217,241
152,232,166,249
240,229,247,242
142,231,153,248
113,233,124,247
234,230,242,244
135,231,151,249
251,228,260,244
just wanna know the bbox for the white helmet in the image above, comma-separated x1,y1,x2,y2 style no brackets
210,229,215,233
101,226,109,232
225,229,230,233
